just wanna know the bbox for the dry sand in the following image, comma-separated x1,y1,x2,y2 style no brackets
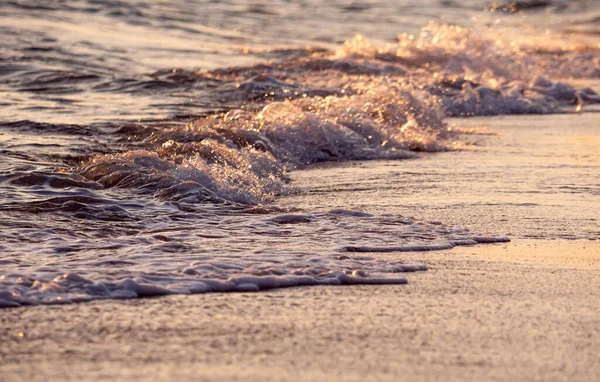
1,240,599,382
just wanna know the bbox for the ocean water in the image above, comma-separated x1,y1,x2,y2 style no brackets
1,0,599,307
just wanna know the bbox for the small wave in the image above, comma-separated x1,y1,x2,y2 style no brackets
67,23,600,205
76,80,444,204
1,18,598,307
0,210,505,307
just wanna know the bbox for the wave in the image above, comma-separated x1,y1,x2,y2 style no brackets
0,209,509,307
68,23,600,206
0,21,597,307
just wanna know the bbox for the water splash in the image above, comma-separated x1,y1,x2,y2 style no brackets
1,16,598,307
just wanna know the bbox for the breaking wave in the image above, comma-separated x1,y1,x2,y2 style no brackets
1,16,598,306
70,22,600,205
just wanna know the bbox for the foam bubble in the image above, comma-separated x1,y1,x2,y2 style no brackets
0,210,509,306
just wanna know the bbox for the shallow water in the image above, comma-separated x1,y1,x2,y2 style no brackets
0,0,599,306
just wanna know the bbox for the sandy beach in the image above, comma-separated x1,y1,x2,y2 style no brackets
2,114,599,381
2,240,599,382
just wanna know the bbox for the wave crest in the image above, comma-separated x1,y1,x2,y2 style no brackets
73,23,599,204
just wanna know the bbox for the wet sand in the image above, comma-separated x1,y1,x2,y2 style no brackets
2,114,599,381
2,240,599,382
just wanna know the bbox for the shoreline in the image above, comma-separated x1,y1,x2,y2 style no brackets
1,115,598,381
2,239,599,382
1,2,599,380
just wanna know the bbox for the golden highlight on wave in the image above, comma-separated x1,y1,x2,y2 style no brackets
76,22,599,205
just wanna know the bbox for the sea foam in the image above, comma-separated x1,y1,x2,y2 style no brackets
75,23,599,206
0,209,508,307
1,22,597,307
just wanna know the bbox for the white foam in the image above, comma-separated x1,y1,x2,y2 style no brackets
75,23,599,206
2,22,598,307
0,211,510,306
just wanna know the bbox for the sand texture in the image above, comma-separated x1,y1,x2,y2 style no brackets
2,240,599,382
